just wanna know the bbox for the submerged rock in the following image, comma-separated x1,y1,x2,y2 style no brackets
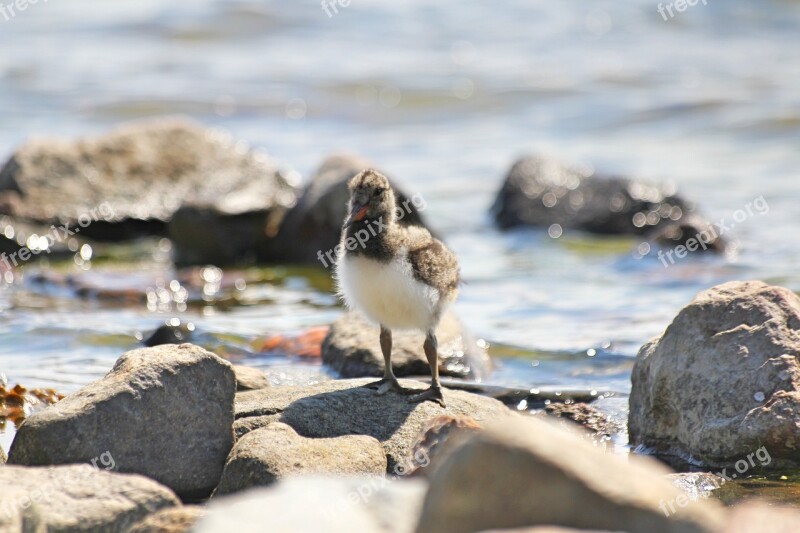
143,321,195,346
417,416,724,533
0,464,179,532
0,116,298,252
128,505,205,533
491,155,713,243
272,153,431,265
215,422,387,495
233,377,510,473
8,344,236,500
197,476,427,533
629,281,800,467
322,310,491,380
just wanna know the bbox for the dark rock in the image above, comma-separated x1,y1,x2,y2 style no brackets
322,311,491,380
0,116,298,248
143,322,194,346
234,377,510,473
491,154,703,237
629,281,800,467
215,422,386,495
536,402,619,442
8,344,236,501
233,365,270,391
197,476,427,533
128,505,205,533
644,214,726,255
0,464,179,532
417,416,724,533
272,153,431,265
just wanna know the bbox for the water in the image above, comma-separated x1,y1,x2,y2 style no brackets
1,0,800,454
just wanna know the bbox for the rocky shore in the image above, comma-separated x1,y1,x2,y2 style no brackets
5,275,800,532
2,118,800,532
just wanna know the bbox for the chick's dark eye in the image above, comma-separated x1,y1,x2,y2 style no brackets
374,187,386,196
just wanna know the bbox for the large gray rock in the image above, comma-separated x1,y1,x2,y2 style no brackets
234,378,510,473
491,155,717,245
197,476,427,533
0,116,298,256
322,310,492,380
8,343,236,500
272,153,431,265
215,422,387,495
127,505,205,533
0,464,179,532
629,281,800,467
417,416,725,533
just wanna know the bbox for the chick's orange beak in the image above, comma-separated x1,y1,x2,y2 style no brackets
344,203,368,227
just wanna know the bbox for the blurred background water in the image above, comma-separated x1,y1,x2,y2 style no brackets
1,0,799,450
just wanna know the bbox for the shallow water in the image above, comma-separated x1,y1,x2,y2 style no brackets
1,0,800,461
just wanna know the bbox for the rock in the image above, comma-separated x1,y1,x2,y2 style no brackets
722,501,800,533
272,153,431,265
215,422,386,495
406,415,482,477
1,446,6,464
535,402,619,442
666,473,725,501
0,464,179,532
234,378,510,473
479,529,615,533
417,416,724,533
143,322,194,347
629,281,800,467
322,310,491,380
233,365,271,391
128,505,205,533
197,476,427,533
491,154,704,237
8,343,236,500
643,214,726,256
0,116,298,250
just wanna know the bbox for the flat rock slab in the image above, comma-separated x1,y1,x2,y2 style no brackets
629,280,800,467
322,310,491,380
215,422,387,495
417,416,725,533
197,476,427,533
234,378,510,473
0,117,297,243
8,343,236,500
0,464,179,532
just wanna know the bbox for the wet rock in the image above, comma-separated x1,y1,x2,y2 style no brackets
143,322,194,346
272,153,431,265
8,343,236,500
629,281,800,467
406,415,482,477
722,501,800,533
666,473,725,501
234,377,510,473
417,416,724,533
0,464,179,532
536,402,619,442
233,365,270,391
0,116,298,249
128,505,205,533
197,476,427,533
322,310,491,380
644,214,726,255
491,154,703,237
215,422,386,495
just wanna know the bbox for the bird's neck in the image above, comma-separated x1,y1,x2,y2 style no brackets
342,214,397,261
